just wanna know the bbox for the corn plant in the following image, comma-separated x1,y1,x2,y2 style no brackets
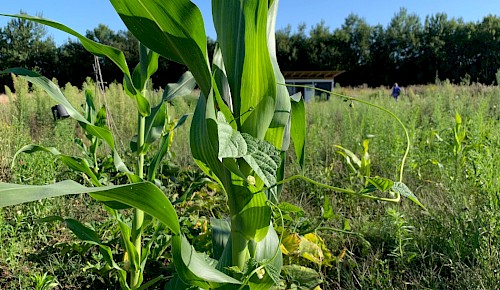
0,1,423,289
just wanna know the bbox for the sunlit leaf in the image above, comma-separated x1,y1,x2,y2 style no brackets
0,180,179,234
110,0,211,95
213,0,276,139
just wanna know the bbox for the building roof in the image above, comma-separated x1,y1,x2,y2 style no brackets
283,70,345,79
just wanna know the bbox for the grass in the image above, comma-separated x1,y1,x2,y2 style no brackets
1,76,499,289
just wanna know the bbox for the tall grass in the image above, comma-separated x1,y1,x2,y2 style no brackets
1,80,499,289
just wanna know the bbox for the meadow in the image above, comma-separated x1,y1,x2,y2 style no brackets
0,75,499,289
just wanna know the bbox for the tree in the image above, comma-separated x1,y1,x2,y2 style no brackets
385,8,423,84
0,12,57,88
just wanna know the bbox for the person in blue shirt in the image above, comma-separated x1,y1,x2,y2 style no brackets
391,83,401,100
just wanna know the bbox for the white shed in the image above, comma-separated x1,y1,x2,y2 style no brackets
283,71,344,102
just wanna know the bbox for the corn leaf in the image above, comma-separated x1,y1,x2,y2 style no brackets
0,180,179,234
235,190,272,242
213,0,276,139
211,218,231,261
265,0,291,151
290,95,306,169
132,43,159,92
250,225,282,288
172,235,241,288
190,91,229,185
147,114,189,181
109,0,211,96
12,144,101,187
38,216,124,273
163,71,197,102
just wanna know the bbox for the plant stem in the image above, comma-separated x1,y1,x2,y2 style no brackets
231,230,249,271
131,114,146,288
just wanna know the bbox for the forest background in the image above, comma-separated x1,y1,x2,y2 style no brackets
2,8,500,90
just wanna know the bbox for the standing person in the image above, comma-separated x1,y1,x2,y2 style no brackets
391,83,401,100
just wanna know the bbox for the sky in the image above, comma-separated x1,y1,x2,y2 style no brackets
1,0,500,46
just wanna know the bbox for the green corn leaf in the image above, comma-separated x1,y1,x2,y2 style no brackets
1,68,129,173
335,145,362,170
392,181,426,210
235,190,272,242
211,218,231,261
118,220,141,273
38,216,101,243
12,144,101,187
290,94,306,169
109,0,211,96
0,180,180,234
265,0,291,151
213,0,276,139
147,114,189,181
212,71,236,129
190,91,229,185
163,71,197,102
250,225,282,288
171,235,241,288
132,43,159,92
37,215,124,272
212,45,234,118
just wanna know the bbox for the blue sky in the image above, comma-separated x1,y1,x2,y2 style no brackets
1,0,499,46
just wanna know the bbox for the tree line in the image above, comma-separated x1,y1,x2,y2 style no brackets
2,8,500,90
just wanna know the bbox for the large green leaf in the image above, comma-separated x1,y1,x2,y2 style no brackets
1,68,129,173
213,0,276,139
290,95,306,169
264,0,291,151
190,91,230,187
109,0,212,96
0,181,179,234
211,218,231,261
212,45,233,118
172,235,241,288
247,225,282,289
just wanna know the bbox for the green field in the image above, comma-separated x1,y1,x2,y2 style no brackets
1,77,499,289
